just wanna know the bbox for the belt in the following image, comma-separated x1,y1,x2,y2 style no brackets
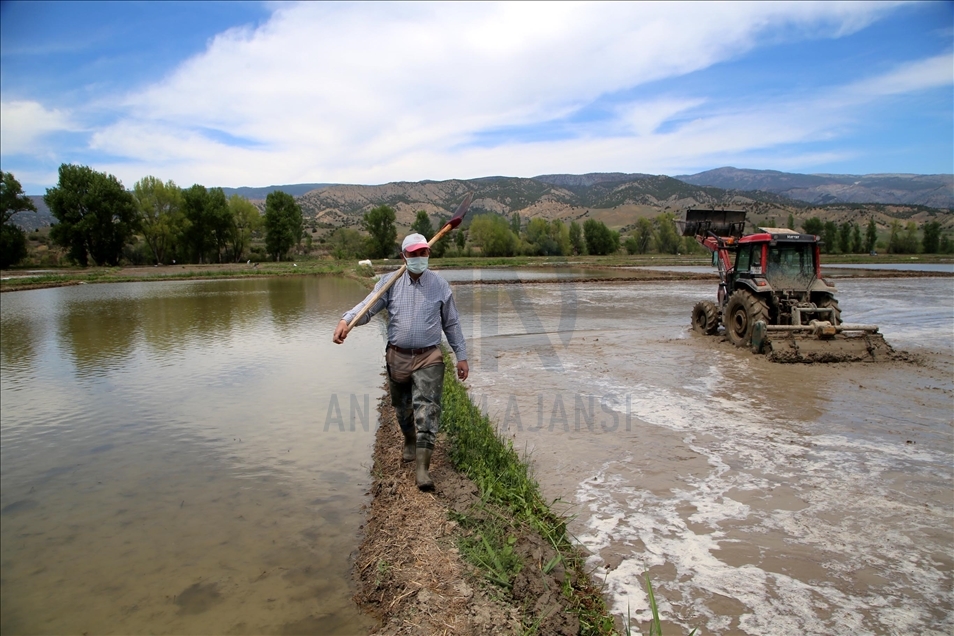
388,343,438,355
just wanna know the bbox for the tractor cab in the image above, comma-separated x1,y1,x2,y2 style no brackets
731,229,820,293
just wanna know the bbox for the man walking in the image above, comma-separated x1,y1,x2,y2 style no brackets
333,233,469,491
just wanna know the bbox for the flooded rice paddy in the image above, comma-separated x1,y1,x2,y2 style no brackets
1,277,385,635
1,269,951,635
455,274,953,635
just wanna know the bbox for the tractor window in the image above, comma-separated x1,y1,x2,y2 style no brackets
736,246,751,272
766,244,814,288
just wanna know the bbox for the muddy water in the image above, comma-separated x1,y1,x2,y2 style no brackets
0,277,384,635
453,274,953,635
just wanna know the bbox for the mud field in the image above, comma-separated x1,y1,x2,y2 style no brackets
450,275,953,635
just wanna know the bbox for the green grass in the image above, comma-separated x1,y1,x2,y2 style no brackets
622,578,697,636
439,353,618,635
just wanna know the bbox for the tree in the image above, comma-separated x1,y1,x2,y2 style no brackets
865,218,878,253
821,221,839,254
363,205,397,259
455,229,467,254
787,213,795,231
568,220,584,255
207,188,232,262
902,221,919,253
583,218,619,255
181,185,214,263
264,190,303,261
851,222,863,254
838,222,852,254
469,215,517,256
46,164,137,266
328,227,366,259
632,217,653,254
132,176,183,265
886,219,901,254
1,171,37,268
802,217,823,236
526,217,560,255
623,235,639,255
887,220,919,254
510,212,521,237
940,233,953,254
682,235,707,255
227,195,261,262
549,219,571,256
652,213,681,254
410,210,434,240
922,220,941,254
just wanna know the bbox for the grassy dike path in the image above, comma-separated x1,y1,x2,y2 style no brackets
352,353,620,636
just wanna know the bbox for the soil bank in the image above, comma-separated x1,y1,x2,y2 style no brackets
354,396,600,635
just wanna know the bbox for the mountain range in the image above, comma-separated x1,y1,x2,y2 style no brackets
12,168,952,233
675,167,953,208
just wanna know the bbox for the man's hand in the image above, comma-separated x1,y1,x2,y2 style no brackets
333,320,350,344
456,360,469,381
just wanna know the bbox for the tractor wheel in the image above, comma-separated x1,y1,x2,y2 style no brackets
691,300,720,335
814,294,842,325
724,290,769,347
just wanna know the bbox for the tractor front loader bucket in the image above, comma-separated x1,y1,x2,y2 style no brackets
752,321,895,363
681,209,746,238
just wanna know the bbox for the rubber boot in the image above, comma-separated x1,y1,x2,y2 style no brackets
402,429,416,463
415,447,434,491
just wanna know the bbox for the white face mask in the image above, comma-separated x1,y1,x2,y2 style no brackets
405,255,429,274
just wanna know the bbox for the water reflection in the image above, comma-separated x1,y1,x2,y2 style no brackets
267,278,308,333
0,276,385,635
58,297,140,376
0,315,40,376
28,278,375,379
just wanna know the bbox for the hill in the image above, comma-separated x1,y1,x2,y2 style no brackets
675,167,954,208
11,172,952,237
295,174,794,231
219,183,334,199
9,197,56,232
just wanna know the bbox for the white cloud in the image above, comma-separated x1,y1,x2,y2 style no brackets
616,98,708,137
0,101,77,155
841,53,953,98
68,1,933,186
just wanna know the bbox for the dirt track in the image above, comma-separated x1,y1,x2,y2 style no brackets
354,399,583,635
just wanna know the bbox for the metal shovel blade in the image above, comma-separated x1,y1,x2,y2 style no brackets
445,192,473,231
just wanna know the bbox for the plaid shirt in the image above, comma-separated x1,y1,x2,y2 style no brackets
343,269,468,361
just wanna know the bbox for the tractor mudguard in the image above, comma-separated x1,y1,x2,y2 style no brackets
809,278,838,294
733,278,772,297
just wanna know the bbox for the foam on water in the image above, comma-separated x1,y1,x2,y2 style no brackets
573,368,951,635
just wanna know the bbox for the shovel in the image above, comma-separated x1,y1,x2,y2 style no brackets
344,192,474,333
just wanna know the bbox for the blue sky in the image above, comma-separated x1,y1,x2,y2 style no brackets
1,1,951,194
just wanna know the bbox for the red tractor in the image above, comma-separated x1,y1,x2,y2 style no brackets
682,208,891,362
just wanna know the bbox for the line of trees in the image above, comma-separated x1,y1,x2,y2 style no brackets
327,207,683,259
1,165,305,268
800,216,952,254
621,212,706,256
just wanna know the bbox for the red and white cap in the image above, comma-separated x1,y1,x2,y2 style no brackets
401,233,429,253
